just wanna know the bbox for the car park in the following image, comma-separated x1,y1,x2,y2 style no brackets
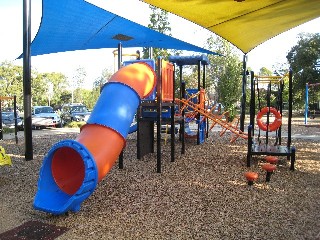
60,104,91,125
32,106,62,128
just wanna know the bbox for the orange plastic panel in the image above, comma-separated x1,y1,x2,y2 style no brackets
161,60,174,102
76,124,125,182
199,88,205,108
109,62,156,99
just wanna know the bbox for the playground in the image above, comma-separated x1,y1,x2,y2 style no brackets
0,0,319,239
0,116,319,239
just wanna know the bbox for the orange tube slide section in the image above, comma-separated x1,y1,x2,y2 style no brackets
53,63,156,194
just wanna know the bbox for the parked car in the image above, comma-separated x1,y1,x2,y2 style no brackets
1,111,24,130
60,104,91,125
32,106,62,128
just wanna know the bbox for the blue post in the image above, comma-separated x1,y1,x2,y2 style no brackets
305,83,308,125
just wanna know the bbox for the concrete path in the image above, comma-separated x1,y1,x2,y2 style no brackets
1,128,80,141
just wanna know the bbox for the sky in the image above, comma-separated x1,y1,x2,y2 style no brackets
0,0,319,89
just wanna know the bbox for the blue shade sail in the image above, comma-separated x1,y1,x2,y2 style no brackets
29,0,219,56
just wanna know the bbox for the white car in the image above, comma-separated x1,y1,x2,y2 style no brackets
32,106,62,129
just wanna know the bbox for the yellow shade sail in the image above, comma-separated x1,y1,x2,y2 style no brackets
143,0,320,53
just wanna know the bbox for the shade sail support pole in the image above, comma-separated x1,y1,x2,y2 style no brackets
23,0,33,160
240,54,247,132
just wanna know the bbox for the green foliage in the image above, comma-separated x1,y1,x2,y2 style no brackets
35,72,68,107
70,66,87,104
0,61,114,114
2,127,15,134
0,61,23,108
259,67,273,76
93,68,112,89
65,121,86,128
142,6,174,60
286,33,320,109
205,36,243,119
0,61,68,109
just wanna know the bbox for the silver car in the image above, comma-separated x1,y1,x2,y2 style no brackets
32,106,62,128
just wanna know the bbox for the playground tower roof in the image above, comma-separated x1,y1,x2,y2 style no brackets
143,0,320,53
29,0,219,57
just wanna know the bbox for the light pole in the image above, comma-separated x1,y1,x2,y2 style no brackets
47,82,53,106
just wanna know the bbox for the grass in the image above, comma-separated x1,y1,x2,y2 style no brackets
2,127,15,134
64,121,86,128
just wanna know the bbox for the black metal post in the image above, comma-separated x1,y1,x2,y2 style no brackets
181,81,186,154
240,54,247,132
117,43,122,70
117,42,124,169
171,64,175,162
203,64,209,138
247,125,252,167
23,0,33,160
197,61,201,91
249,71,255,137
278,80,284,145
137,106,141,159
287,70,293,149
287,70,293,161
266,82,271,146
13,96,18,144
265,172,272,182
290,146,295,171
118,151,124,169
156,57,162,173
179,65,183,141
202,63,206,89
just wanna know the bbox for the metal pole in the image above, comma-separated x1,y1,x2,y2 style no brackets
23,0,33,160
171,64,175,162
117,43,122,70
181,81,186,154
305,83,308,125
249,71,255,137
117,42,124,169
156,57,162,173
197,61,201,145
240,54,247,131
14,96,18,144
287,69,293,149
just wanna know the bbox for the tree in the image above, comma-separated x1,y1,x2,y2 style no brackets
0,61,69,109
0,61,23,108
142,6,173,60
286,33,320,109
70,66,87,103
81,68,114,109
205,36,243,119
259,67,273,76
41,72,68,107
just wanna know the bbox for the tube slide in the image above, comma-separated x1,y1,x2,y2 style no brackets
33,63,156,214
